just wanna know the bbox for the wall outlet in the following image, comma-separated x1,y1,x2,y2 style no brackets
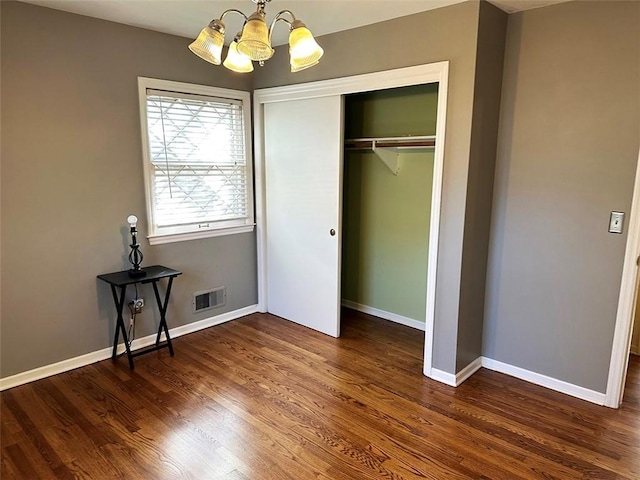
129,298,144,314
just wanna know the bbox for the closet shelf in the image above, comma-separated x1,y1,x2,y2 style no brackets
344,136,436,175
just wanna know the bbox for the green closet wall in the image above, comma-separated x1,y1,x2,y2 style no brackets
342,84,438,323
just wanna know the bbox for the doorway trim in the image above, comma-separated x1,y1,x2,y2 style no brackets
606,148,640,408
253,61,449,378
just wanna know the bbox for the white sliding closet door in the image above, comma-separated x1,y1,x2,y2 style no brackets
264,96,343,337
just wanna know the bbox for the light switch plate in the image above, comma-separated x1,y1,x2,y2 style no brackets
609,211,624,234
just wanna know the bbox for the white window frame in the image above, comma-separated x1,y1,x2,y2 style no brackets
137,77,254,245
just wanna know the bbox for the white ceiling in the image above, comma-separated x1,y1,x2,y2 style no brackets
18,0,573,46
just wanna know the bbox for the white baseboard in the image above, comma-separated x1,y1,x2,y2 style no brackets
456,357,483,384
429,356,606,406
480,357,607,406
430,357,483,387
0,304,259,391
341,299,425,331
429,368,457,386
0,346,118,393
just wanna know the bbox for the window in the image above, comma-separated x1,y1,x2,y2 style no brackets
138,78,254,244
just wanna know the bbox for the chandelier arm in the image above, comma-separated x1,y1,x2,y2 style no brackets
219,8,249,23
268,10,296,44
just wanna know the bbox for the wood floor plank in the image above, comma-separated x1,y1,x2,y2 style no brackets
131,342,337,480
184,316,632,478
219,322,589,478
173,345,360,479
2,311,639,479
196,326,479,478
210,324,541,478
3,442,43,479
2,391,75,479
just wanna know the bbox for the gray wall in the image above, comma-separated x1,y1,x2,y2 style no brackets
0,2,257,377
457,1,508,370
484,0,640,393
255,1,483,374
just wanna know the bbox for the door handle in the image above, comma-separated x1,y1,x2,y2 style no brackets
330,229,336,236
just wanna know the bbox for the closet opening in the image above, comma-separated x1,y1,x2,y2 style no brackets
254,61,450,377
340,84,439,352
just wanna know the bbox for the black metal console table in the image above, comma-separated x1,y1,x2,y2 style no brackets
97,265,182,369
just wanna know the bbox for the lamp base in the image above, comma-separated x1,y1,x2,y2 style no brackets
128,268,147,278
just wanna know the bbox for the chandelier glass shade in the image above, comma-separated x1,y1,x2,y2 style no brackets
189,0,323,73
289,21,324,72
188,20,225,65
237,12,274,61
224,35,255,73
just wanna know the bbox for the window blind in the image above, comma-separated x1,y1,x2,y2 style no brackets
145,90,248,229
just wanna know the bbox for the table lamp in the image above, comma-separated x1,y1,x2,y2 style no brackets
127,215,146,278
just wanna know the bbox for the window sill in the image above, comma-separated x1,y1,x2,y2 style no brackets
148,224,255,245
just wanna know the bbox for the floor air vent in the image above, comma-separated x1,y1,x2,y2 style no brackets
193,287,226,313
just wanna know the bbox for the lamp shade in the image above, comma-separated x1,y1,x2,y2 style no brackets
189,21,225,65
224,39,254,73
237,13,274,61
289,22,323,73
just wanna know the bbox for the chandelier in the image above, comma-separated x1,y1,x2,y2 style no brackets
189,0,324,73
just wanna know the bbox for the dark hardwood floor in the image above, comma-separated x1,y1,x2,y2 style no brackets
1,310,639,479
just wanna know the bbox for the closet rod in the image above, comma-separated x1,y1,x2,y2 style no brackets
344,135,436,150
